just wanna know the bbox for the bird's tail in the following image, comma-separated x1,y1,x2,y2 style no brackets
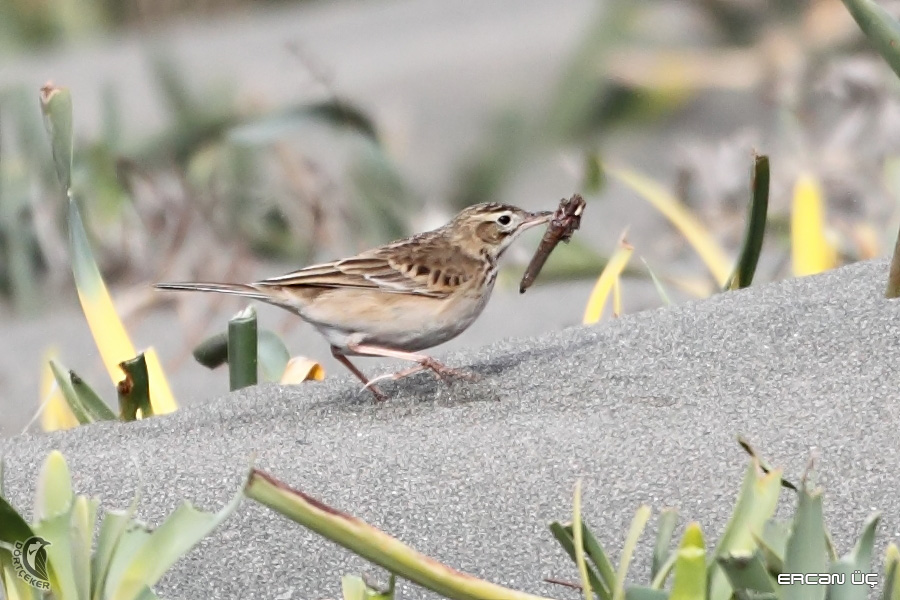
154,281,271,301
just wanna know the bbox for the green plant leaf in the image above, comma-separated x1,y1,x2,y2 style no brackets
572,480,593,600
105,488,243,600
32,512,77,600
652,508,678,580
28,452,76,598
640,257,672,306
49,361,93,426
228,306,258,391
708,460,782,600
726,154,769,290
342,575,369,600
0,495,47,599
1,562,42,600
581,524,616,599
34,450,73,521
69,370,117,422
827,513,880,600
70,495,97,600
91,497,139,600
245,469,552,600
549,522,607,596
117,354,152,421
670,523,706,600
101,518,152,600
650,551,678,590
753,520,791,574
737,437,797,491
716,551,779,598
840,0,900,81
258,330,290,382
39,84,73,191
614,506,651,600
624,586,669,600
782,482,827,600
133,586,161,600
192,332,229,370
883,544,900,600
193,327,290,382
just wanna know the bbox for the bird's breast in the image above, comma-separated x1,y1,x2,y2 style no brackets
302,282,494,353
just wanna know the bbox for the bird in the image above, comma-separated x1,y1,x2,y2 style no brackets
155,202,553,401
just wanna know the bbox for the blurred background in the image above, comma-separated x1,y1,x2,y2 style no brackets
2,0,899,435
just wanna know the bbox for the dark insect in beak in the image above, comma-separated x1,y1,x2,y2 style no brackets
519,195,585,293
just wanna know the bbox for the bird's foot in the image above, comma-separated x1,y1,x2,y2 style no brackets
359,380,389,402
418,357,478,383
366,357,477,388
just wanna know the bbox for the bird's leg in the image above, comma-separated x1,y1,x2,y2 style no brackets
347,343,477,385
330,346,387,402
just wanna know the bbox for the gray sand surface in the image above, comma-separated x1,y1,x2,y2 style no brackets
2,258,898,599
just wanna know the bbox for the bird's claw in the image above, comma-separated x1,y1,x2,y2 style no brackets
419,357,478,382
366,359,477,390
359,380,388,402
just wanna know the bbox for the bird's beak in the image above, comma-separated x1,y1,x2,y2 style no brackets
520,210,554,231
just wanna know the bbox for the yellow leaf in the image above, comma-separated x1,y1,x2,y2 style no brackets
612,277,623,317
70,200,177,415
280,357,325,384
39,347,78,432
75,287,178,415
76,284,136,384
606,164,731,287
791,174,838,276
583,233,634,324
145,347,177,414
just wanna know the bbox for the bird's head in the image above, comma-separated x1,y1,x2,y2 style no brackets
448,203,552,260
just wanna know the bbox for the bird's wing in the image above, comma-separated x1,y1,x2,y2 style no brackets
258,238,484,299
256,253,446,298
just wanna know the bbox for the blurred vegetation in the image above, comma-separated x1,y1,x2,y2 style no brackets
0,0,304,53
30,84,323,434
0,53,408,321
3,0,900,365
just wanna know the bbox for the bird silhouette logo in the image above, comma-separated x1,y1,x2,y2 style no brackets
13,536,51,590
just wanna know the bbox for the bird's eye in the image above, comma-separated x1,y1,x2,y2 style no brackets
497,214,511,225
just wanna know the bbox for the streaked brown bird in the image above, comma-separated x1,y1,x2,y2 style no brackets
155,203,552,400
